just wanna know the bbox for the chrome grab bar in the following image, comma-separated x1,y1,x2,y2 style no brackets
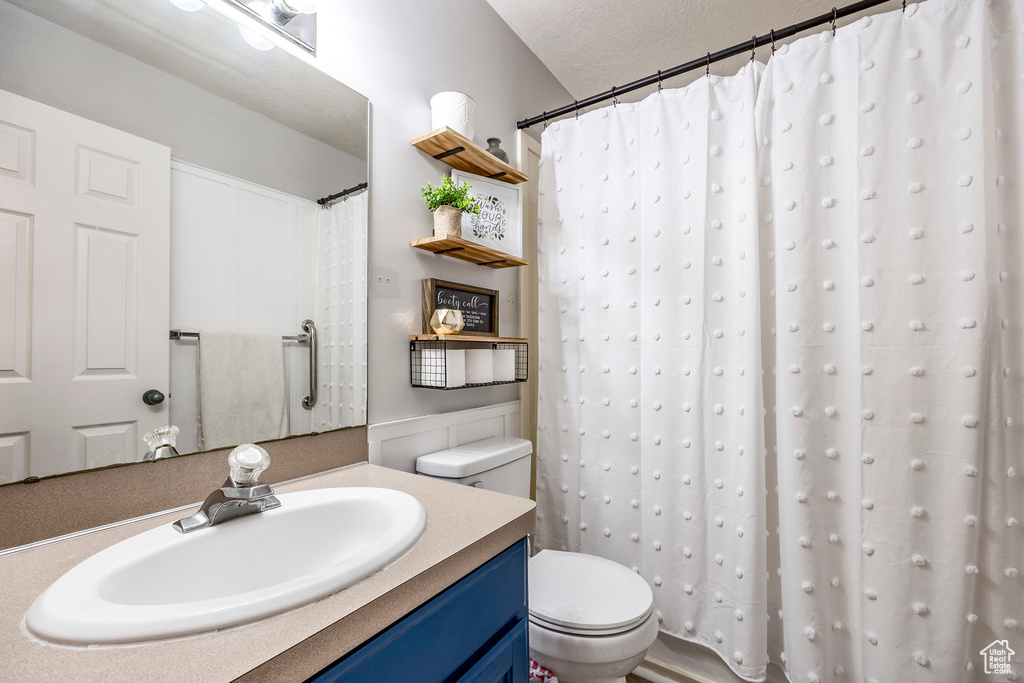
301,319,317,410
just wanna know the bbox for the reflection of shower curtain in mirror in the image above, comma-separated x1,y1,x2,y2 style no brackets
313,191,368,429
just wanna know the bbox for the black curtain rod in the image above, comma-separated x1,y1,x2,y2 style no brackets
317,181,368,206
518,0,897,129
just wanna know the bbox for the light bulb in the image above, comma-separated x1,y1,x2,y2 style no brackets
283,0,317,13
167,0,205,10
239,24,276,50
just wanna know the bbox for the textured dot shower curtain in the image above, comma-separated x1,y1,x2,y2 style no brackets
536,61,771,680
312,191,368,429
535,1,1023,681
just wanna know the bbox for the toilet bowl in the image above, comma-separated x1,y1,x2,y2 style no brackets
415,439,658,681
527,550,658,683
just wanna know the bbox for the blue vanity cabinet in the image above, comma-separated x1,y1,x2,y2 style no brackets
307,538,529,683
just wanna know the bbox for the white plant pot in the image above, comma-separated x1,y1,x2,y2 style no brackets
430,91,476,141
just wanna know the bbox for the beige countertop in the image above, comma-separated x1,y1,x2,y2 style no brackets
0,463,536,683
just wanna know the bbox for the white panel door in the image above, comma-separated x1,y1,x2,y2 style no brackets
0,89,170,482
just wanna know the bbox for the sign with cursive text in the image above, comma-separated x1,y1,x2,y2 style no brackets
452,170,522,258
422,279,499,336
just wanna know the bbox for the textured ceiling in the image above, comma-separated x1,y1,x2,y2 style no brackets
485,0,888,108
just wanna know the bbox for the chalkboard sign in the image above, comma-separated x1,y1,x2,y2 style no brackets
422,279,499,337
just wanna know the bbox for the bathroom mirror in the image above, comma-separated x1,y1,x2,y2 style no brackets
0,0,369,485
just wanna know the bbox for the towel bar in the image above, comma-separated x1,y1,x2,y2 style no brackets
169,329,311,343
169,323,318,411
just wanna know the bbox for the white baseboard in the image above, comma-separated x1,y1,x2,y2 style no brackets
634,652,789,683
634,656,708,683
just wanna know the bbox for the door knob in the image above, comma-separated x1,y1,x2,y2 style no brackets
143,389,165,405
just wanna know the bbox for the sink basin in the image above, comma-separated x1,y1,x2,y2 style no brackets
26,487,427,645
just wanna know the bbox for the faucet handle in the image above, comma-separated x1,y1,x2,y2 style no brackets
228,443,270,485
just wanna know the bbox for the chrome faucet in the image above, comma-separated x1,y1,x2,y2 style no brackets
173,444,281,533
144,425,181,461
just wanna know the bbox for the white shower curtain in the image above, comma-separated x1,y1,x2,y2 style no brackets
760,1,1022,680
312,191,368,430
536,1,1023,681
536,61,770,680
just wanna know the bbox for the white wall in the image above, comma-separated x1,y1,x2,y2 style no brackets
168,162,317,454
0,1,365,202
307,0,572,424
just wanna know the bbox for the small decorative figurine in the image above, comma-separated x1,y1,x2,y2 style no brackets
430,308,466,335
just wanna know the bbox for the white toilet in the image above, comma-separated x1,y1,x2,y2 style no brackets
417,437,659,683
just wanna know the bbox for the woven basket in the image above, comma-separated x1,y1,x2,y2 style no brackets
433,205,463,238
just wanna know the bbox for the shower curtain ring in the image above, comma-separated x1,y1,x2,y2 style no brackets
902,0,907,11
770,28,776,54
611,86,619,107
657,70,663,92
542,112,548,130
831,7,838,36
750,36,757,62
574,100,580,119
706,52,711,77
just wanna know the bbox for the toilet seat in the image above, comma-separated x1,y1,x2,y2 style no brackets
528,550,654,636
529,604,654,636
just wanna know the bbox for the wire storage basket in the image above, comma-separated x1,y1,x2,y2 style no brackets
410,338,528,389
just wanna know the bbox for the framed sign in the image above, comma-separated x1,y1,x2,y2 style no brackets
451,169,522,257
422,278,499,337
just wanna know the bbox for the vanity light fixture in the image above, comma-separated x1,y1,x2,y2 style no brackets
239,23,277,50
223,0,318,53
281,0,318,14
167,0,206,11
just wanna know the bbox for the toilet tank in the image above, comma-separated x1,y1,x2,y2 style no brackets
415,437,532,498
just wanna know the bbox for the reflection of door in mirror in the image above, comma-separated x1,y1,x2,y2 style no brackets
0,89,171,484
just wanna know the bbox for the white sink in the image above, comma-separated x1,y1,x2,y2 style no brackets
26,487,427,646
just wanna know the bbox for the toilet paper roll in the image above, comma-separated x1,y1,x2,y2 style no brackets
493,349,516,382
417,349,442,387
465,349,494,384
419,349,466,388
444,349,466,388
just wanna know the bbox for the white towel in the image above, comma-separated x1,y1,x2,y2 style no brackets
198,331,287,451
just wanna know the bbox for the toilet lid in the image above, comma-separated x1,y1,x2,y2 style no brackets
528,550,654,634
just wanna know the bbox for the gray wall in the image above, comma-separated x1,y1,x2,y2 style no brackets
311,0,572,424
0,1,365,201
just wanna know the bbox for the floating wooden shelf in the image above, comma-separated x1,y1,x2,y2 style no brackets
411,235,529,269
412,127,528,184
410,334,528,343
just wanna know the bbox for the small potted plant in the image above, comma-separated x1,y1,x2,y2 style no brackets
421,176,480,239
